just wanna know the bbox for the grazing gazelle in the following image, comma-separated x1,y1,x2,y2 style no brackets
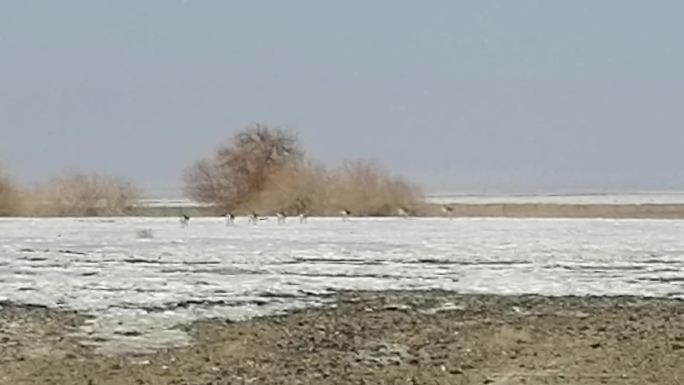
276,211,287,224
180,214,190,226
441,204,454,219
225,212,235,226
397,207,410,218
247,212,259,225
340,209,351,221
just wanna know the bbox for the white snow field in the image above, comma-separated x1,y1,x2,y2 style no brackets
1,217,683,354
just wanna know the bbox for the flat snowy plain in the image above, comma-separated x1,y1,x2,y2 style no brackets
1,217,683,354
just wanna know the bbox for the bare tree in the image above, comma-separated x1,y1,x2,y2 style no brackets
184,124,303,210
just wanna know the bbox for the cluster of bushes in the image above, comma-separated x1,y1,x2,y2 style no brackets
184,124,423,216
0,167,140,217
1,124,423,217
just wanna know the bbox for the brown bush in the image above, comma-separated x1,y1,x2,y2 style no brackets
185,125,424,216
0,167,22,216
248,159,423,216
184,124,303,210
183,159,240,209
39,172,141,216
250,160,331,214
326,160,423,216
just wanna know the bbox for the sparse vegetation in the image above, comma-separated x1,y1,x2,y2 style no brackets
2,124,423,217
0,166,22,216
37,172,141,216
184,124,424,215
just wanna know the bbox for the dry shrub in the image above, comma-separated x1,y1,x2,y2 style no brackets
250,160,331,214
40,172,141,216
249,159,423,216
327,160,423,216
185,124,424,216
184,124,303,210
183,159,241,209
0,168,22,216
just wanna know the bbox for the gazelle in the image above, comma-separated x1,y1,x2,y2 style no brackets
225,212,235,226
299,213,308,224
180,214,190,226
276,211,287,224
340,209,351,221
397,207,410,218
441,204,454,219
247,212,259,225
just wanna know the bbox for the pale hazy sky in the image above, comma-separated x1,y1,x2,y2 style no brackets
1,1,683,196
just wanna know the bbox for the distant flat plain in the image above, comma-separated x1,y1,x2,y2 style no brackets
134,192,684,218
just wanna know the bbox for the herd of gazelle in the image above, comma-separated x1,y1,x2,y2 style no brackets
179,205,456,226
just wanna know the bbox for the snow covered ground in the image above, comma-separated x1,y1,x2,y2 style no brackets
1,217,683,354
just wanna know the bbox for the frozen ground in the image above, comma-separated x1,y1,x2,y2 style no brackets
1,217,683,354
